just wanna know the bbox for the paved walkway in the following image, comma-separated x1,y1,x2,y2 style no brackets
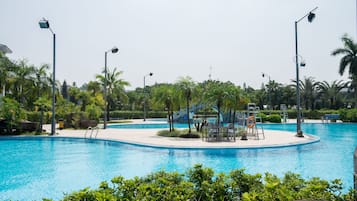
45,120,320,149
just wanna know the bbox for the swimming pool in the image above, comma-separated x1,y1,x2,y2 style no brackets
0,123,356,200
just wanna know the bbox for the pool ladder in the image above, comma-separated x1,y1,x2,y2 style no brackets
84,126,99,138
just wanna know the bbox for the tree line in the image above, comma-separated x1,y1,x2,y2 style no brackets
0,34,357,125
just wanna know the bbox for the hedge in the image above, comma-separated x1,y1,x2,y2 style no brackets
44,164,357,201
339,109,357,122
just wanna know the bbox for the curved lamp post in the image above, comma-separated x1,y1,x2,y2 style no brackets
143,72,153,121
295,7,318,137
39,18,56,135
103,47,119,129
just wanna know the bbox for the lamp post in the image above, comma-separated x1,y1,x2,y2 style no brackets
295,7,317,137
39,18,56,135
103,47,119,129
262,73,271,110
143,72,153,121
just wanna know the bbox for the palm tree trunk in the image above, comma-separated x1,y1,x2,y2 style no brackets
217,104,221,134
170,110,175,131
167,110,172,132
106,103,110,122
186,98,191,133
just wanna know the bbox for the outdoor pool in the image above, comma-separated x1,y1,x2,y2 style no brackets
0,123,356,200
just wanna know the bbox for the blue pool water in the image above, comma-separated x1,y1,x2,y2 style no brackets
0,123,356,200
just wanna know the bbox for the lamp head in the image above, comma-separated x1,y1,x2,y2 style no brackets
149,72,153,76
111,47,119,53
307,12,316,22
39,18,50,29
262,73,265,78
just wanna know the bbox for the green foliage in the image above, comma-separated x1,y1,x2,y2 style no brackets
56,98,80,119
267,114,282,123
157,129,201,138
256,113,267,122
158,129,182,137
26,111,51,124
0,97,26,134
0,97,26,121
85,104,102,121
53,164,357,201
257,113,281,123
339,108,357,122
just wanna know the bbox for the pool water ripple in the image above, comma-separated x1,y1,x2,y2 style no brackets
0,123,356,200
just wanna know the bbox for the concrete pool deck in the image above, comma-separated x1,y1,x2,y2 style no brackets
45,119,320,149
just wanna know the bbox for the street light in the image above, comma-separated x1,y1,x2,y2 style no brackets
143,72,153,121
39,18,56,135
294,7,317,137
103,47,119,129
262,73,271,110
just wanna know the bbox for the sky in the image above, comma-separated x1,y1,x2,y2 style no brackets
1,0,355,90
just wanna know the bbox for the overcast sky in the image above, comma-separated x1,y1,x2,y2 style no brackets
1,0,355,90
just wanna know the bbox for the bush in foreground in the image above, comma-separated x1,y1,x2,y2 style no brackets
45,164,357,201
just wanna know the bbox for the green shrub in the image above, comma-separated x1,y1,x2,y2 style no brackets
51,164,357,201
26,111,51,124
157,129,201,138
158,129,181,137
267,114,282,123
256,113,267,122
85,104,102,121
339,109,357,122
0,97,27,134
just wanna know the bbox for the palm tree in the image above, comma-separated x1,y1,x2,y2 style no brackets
332,34,357,107
34,64,50,98
281,85,296,108
12,59,36,107
176,76,196,134
86,81,102,96
96,67,130,121
317,80,347,109
151,84,178,132
0,53,14,97
265,80,283,109
204,80,230,132
292,77,319,110
225,83,243,126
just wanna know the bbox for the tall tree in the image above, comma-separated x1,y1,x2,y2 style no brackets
317,80,347,109
12,59,35,107
0,53,14,97
332,34,357,107
61,80,69,100
225,83,244,126
151,84,178,132
176,76,196,134
96,67,130,120
265,80,283,109
292,77,319,110
204,80,230,132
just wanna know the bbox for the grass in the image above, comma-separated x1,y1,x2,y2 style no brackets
107,120,133,124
